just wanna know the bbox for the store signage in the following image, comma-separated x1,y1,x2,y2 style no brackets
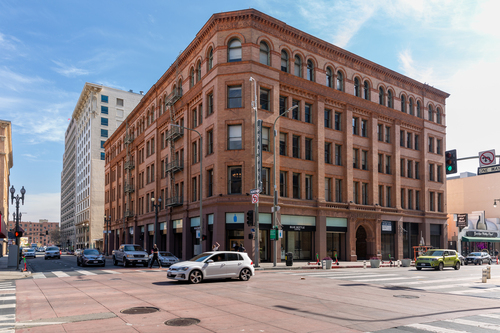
457,214,468,228
466,230,498,237
381,221,392,232
289,225,305,231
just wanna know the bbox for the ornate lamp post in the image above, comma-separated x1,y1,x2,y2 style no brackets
151,197,162,248
104,215,111,255
10,185,26,271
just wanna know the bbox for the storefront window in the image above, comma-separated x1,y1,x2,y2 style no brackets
284,230,312,260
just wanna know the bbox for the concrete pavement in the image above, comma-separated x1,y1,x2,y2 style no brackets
0,254,32,281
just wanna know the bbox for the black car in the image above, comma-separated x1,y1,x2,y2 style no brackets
77,249,106,267
464,252,492,265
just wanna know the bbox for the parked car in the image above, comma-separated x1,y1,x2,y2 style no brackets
464,252,492,265
148,251,179,267
23,248,36,259
415,249,461,271
44,246,61,260
77,249,105,267
167,251,255,284
74,249,82,256
112,244,149,267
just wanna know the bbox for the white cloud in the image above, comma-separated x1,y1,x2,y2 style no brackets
18,192,61,223
0,66,46,92
52,60,89,77
397,49,435,85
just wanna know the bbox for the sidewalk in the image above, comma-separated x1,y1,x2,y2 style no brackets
0,254,32,280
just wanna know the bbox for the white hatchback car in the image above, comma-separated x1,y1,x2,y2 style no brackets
167,251,254,284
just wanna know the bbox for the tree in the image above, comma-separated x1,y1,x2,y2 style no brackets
49,229,61,246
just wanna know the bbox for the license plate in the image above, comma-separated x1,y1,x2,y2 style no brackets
93,261,98,263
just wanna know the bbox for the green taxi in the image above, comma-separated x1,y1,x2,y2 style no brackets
415,249,461,271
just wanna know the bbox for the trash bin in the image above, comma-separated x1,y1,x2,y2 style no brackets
285,252,293,266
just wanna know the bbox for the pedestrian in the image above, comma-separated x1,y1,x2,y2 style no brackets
149,244,161,268
212,241,220,251
238,243,246,252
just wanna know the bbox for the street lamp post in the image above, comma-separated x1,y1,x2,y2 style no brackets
83,222,89,249
171,124,203,252
104,215,111,255
272,105,298,266
151,197,162,248
10,185,26,271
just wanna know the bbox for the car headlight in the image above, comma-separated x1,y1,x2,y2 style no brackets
430,258,438,261
179,267,189,271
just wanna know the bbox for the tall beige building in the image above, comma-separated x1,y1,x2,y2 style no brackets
0,120,13,256
61,83,142,250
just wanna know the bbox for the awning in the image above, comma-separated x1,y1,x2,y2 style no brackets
462,236,500,243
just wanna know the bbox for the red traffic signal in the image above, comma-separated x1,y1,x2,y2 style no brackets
15,231,23,238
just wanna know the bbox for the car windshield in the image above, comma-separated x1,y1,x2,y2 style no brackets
47,247,59,251
423,250,443,256
470,252,482,256
124,245,144,251
24,249,34,252
83,249,99,255
189,252,213,262
160,252,173,257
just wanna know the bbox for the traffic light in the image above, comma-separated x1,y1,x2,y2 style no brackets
202,234,207,241
246,210,254,226
15,231,23,238
248,233,254,239
445,149,457,174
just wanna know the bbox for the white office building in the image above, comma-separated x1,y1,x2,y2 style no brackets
61,83,142,250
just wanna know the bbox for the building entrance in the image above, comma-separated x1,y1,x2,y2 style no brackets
356,226,367,260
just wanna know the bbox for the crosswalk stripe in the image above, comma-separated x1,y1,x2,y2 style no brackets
480,313,500,319
390,277,478,285
100,270,121,274
327,274,399,279
352,277,421,282
445,318,500,331
52,271,70,278
0,297,15,301
406,323,468,332
75,270,97,276
0,304,15,310
0,289,15,292
32,273,46,279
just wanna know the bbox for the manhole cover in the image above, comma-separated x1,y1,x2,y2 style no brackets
393,295,419,299
121,307,160,314
165,318,200,326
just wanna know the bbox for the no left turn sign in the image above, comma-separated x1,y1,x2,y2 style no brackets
251,194,259,204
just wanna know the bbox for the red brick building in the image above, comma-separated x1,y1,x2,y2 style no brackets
7,219,59,247
104,9,449,262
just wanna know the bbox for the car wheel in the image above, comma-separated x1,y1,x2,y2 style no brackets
239,268,252,281
464,261,468,265
101,263,105,267
454,262,460,270
437,262,444,271
113,257,118,266
416,267,422,270
123,258,128,267
475,261,478,265
189,270,203,284
489,260,492,265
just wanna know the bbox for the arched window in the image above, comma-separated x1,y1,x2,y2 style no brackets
354,77,360,97
336,71,343,91
387,90,393,108
401,94,406,113
294,55,302,77
259,41,269,66
436,107,442,124
190,68,194,88
177,79,183,96
409,98,414,116
428,105,433,121
379,87,385,105
326,67,333,88
363,81,370,100
281,50,289,73
173,84,177,97
207,48,213,71
228,39,242,62
417,101,421,118
307,60,314,81
151,106,155,122
196,61,201,82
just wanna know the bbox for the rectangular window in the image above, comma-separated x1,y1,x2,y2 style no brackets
437,139,442,155
361,119,368,137
279,96,287,114
438,193,443,212
378,185,384,207
101,95,108,103
377,124,383,141
401,188,406,209
325,142,332,164
353,148,359,169
335,179,342,202
260,88,270,111
352,117,359,135
378,153,383,173
228,166,242,194
400,130,405,147
207,93,214,115
101,117,108,126
353,181,359,204
385,126,391,143
101,106,108,114
207,130,213,155
400,158,405,177
407,160,413,178
192,177,198,202
335,112,342,131
415,162,420,179
407,132,413,149
262,127,270,152
429,163,435,181
101,140,105,149
227,86,242,108
408,190,413,210
305,138,312,160
293,173,301,199
116,98,124,107
101,129,108,138
430,192,435,211
416,190,420,210
292,100,300,120
361,150,368,170
305,175,312,200
207,169,213,197
192,108,198,128
192,141,198,164
385,155,391,174
279,133,287,156
428,137,434,153
280,171,287,197
335,144,342,166
325,109,332,128
325,178,332,201
228,124,242,150
415,135,420,150
305,103,312,123
100,152,105,160
198,104,203,125
362,182,369,205
386,186,392,207
261,167,270,195
437,165,443,183
292,135,300,158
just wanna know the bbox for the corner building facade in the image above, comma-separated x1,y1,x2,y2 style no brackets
104,9,449,262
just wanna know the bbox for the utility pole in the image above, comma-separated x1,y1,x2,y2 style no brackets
249,77,260,267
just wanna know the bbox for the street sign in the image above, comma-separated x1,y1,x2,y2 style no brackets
196,230,200,239
271,206,280,212
278,230,283,238
251,194,259,204
478,164,500,175
270,228,277,240
250,188,260,195
479,149,496,167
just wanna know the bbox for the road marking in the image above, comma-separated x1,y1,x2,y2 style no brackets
445,318,500,331
32,273,46,279
407,323,467,332
416,282,481,290
100,270,121,274
52,271,70,278
450,286,500,294
327,274,399,279
0,304,15,309
75,270,97,276
352,277,421,282
390,276,478,285
0,289,15,292
480,313,500,319
0,296,16,301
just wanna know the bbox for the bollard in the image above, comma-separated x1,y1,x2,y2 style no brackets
322,260,326,270
482,269,488,283
397,260,400,268
363,260,366,269
487,266,491,279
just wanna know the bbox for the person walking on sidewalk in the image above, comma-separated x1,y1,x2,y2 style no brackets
149,244,161,268
212,242,220,251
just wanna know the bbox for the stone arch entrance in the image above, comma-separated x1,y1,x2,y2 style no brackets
356,226,368,260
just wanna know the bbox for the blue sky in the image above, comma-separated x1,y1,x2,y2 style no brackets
1,0,498,222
